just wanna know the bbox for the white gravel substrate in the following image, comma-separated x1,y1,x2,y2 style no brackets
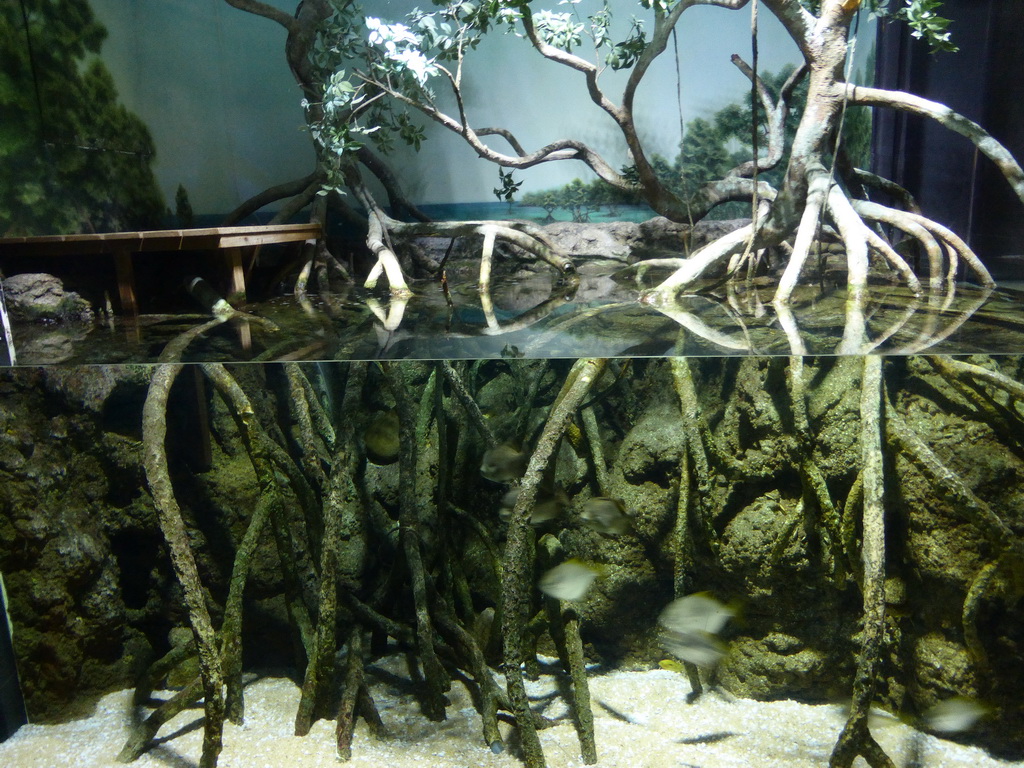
1,661,1020,768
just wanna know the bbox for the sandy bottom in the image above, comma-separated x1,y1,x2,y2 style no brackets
1,658,1020,768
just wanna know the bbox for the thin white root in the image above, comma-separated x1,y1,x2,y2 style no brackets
646,222,754,301
861,227,921,294
826,185,870,297
853,201,947,287
774,163,830,304
363,211,413,297
478,225,498,294
853,201,995,287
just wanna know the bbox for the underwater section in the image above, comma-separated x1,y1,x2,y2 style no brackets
0,356,1023,767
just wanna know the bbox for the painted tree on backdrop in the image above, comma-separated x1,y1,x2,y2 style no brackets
296,0,1024,305
521,64,827,222
0,0,164,235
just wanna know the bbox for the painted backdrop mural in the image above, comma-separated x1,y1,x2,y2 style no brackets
3,0,874,233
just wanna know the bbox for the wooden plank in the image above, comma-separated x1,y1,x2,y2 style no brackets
217,232,320,248
0,223,322,256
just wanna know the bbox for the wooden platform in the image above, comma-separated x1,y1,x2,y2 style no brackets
0,222,321,313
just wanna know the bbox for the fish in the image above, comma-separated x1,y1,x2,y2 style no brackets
498,485,569,526
363,410,400,465
658,658,687,674
661,628,728,669
538,559,602,601
581,496,632,535
922,697,990,733
480,442,529,482
658,592,736,669
659,592,736,636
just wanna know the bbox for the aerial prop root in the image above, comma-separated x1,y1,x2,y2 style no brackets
641,170,983,305
853,201,995,288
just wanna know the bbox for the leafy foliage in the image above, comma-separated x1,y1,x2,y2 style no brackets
1,0,164,235
894,0,957,54
306,0,668,180
493,168,523,204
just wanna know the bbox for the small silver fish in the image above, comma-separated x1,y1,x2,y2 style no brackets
539,559,601,601
581,497,631,535
659,592,736,669
922,697,990,733
659,592,736,636
481,442,529,482
661,629,728,669
498,486,569,526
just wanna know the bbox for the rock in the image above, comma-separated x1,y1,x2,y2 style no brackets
719,633,831,699
539,220,642,261
638,217,749,253
3,273,94,324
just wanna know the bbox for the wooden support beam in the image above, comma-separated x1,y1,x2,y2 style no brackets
114,249,138,315
226,247,246,302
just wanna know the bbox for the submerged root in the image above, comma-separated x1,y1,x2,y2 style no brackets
830,356,895,768
140,363,226,768
114,350,1024,768
502,358,606,768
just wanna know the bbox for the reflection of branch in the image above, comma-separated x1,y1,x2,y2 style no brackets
651,296,752,352
893,284,992,355
366,296,409,331
478,286,577,337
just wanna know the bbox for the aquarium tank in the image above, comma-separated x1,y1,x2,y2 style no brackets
2,1,1024,768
